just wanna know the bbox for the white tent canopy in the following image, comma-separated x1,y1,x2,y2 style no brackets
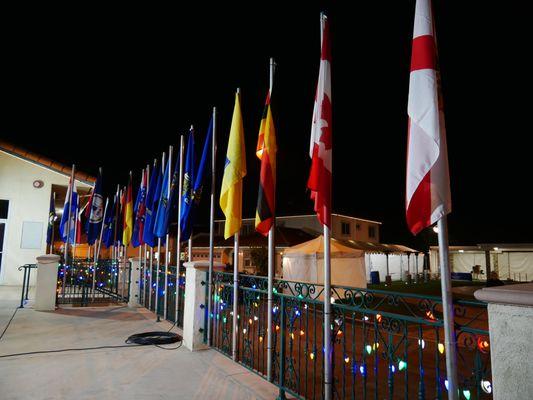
282,235,367,297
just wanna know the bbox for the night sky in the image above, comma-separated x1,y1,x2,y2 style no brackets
1,2,530,250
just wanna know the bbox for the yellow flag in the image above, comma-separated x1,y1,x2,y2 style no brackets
220,91,247,239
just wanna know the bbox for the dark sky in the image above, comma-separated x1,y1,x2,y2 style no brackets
1,2,530,250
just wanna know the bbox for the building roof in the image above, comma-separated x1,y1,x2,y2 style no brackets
215,213,382,225
0,139,96,185
191,227,316,249
431,244,533,252
191,227,417,254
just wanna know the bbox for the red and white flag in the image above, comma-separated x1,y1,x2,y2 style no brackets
308,14,332,228
406,0,451,235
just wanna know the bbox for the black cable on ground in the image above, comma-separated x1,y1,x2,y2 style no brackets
0,307,19,342
0,307,183,358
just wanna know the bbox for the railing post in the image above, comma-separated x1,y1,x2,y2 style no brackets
25,266,32,300
277,295,286,400
20,266,28,308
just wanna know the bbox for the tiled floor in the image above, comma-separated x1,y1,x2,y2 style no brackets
0,286,280,400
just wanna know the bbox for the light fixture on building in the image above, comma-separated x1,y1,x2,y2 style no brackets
33,180,44,189
432,226,439,234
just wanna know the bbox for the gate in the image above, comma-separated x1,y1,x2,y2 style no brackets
57,258,131,306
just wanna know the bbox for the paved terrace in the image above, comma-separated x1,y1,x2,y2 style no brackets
0,286,281,400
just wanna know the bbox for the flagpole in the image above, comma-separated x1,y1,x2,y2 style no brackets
231,87,243,362
93,197,109,301
143,163,150,307
232,231,239,361
50,192,56,254
148,160,155,311
62,165,75,298
266,56,276,382
72,207,78,261
318,12,333,400
175,135,184,324
437,217,459,398
155,153,165,322
207,107,217,346
113,184,120,296
324,224,332,400
164,146,172,320
138,168,144,306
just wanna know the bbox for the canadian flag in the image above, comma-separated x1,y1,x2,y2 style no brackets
308,14,332,228
406,0,451,235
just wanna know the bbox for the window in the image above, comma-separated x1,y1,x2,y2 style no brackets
0,200,8,219
356,223,361,231
244,258,251,267
341,222,351,235
368,226,376,238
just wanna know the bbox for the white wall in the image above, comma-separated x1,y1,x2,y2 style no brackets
366,253,424,282
0,151,92,285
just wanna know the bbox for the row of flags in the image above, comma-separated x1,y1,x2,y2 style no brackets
54,124,214,252
53,0,449,255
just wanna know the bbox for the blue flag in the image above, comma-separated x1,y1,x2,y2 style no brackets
59,178,78,243
180,128,196,240
102,193,116,248
46,193,56,246
153,154,174,239
87,170,104,245
132,170,147,248
143,161,162,247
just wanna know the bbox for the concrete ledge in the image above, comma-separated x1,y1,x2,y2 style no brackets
36,254,60,265
183,260,225,271
474,282,533,306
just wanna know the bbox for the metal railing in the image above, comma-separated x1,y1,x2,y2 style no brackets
57,258,130,305
18,264,37,308
210,272,492,399
140,262,185,328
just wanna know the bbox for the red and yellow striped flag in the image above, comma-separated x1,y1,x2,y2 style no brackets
255,92,277,236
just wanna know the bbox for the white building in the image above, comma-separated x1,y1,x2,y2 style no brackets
0,140,94,286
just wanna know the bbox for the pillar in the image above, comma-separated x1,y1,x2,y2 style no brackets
34,254,60,311
183,260,225,351
128,257,141,308
475,283,533,399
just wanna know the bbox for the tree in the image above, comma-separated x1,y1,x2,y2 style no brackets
250,246,268,276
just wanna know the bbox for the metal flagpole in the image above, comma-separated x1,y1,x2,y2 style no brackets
266,56,276,381
175,136,184,324
72,207,78,263
187,126,193,264
231,87,242,362
62,165,75,298
323,225,332,399
437,217,459,399
232,232,239,361
155,153,165,321
164,146,172,320
207,106,217,345
50,192,56,254
318,12,333,400
93,197,109,301
142,163,150,307
138,168,144,306
148,161,155,310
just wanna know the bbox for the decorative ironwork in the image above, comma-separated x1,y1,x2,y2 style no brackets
56,258,129,305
